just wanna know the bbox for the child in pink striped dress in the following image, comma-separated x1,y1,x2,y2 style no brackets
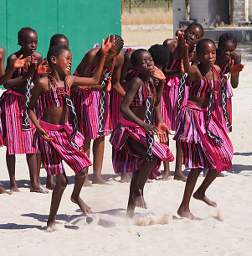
0,27,46,193
72,35,124,185
216,33,244,132
28,38,113,231
175,36,233,219
163,22,204,182
110,49,174,217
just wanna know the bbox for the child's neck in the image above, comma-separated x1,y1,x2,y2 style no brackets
198,63,212,76
51,70,65,83
18,48,33,57
138,73,150,81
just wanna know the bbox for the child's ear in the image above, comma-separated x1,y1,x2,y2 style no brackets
50,56,57,64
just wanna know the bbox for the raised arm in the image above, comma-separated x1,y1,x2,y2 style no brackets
71,36,114,87
112,52,125,96
230,51,243,88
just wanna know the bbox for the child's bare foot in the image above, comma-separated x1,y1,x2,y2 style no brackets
193,191,217,207
177,206,195,220
46,176,55,190
30,186,49,194
10,185,20,192
162,170,172,180
0,186,11,195
174,172,187,182
83,176,92,187
92,175,107,185
46,220,57,232
135,196,147,209
120,173,131,183
71,196,92,215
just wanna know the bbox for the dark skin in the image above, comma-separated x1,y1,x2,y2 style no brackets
75,40,124,185
216,40,243,88
162,26,204,182
3,30,45,193
28,39,113,231
40,35,69,191
120,51,168,217
177,37,220,219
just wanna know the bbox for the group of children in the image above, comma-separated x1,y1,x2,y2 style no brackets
0,23,243,229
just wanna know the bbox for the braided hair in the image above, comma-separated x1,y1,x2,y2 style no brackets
47,45,71,66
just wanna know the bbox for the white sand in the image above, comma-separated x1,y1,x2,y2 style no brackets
0,62,252,256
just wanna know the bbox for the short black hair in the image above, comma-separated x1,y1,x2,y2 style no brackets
186,22,204,37
196,38,216,54
49,34,69,48
131,49,149,67
18,27,37,45
148,44,171,67
218,32,237,49
47,45,70,65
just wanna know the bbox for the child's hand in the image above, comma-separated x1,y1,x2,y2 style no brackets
37,127,53,141
11,55,29,69
230,63,244,75
152,66,166,81
157,122,169,143
101,35,115,56
0,48,5,61
37,60,49,75
177,31,189,58
142,123,158,135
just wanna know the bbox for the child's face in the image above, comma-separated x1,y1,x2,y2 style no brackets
185,26,203,47
135,51,155,76
198,42,216,66
219,40,236,62
21,31,38,54
55,49,72,75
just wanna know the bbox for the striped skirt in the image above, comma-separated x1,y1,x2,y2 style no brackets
110,90,123,130
0,90,37,154
110,118,174,178
71,88,112,140
35,120,92,175
161,76,189,131
174,101,233,172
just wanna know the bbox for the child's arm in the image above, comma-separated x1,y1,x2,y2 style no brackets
177,32,201,81
230,52,243,88
0,55,29,85
112,53,126,96
71,37,114,87
121,77,158,135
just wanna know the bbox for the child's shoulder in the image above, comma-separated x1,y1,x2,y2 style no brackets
38,76,49,90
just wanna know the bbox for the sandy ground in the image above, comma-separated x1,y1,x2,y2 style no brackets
0,59,252,255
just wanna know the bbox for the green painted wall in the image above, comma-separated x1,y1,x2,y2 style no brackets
0,0,121,70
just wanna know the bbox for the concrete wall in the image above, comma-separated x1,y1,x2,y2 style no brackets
190,0,229,27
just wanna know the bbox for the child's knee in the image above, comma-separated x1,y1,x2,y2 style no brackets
57,175,68,188
78,168,88,178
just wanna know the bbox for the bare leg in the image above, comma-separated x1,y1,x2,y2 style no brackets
71,169,92,214
47,173,68,231
162,161,171,180
92,136,106,184
177,168,201,219
120,172,132,183
83,139,92,186
6,151,19,191
174,142,187,182
27,154,47,193
127,157,159,217
193,169,218,207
